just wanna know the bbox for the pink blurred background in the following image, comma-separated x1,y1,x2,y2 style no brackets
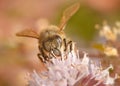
0,0,120,86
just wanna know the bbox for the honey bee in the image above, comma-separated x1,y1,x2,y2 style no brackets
16,3,80,63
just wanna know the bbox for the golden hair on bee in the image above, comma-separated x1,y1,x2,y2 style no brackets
16,3,80,63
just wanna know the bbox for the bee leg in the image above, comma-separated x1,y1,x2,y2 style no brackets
38,46,49,63
69,41,73,52
37,53,46,63
63,38,73,52
63,38,67,51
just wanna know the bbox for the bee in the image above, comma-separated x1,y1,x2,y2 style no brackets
16,3,80,63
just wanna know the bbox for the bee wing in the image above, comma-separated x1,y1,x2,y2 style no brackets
58,3,80,31
16,29,39,39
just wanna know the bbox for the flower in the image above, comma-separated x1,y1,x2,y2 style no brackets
96,21,120,41
103,46,118,56
27,43,117,86
95,21,120,57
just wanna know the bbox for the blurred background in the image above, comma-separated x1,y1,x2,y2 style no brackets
0,0,120,86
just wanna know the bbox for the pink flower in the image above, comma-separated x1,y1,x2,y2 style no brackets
27,43,117,86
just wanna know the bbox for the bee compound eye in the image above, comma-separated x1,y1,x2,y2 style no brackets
53,48,61,56
52,39,58,48
52,35,62,48
43,41,51,51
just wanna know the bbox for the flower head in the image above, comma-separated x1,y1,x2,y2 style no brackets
95,21,120,41
27,43,117,86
